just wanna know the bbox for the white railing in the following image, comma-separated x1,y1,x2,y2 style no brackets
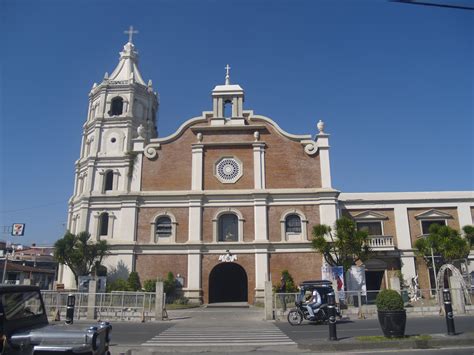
4,280,20,285
367,235,394,249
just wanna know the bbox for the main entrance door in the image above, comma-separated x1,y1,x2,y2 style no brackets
209,263,248,303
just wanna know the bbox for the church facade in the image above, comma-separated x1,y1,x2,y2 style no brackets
59,39,474,303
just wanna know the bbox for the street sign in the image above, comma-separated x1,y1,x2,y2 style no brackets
11,223,25,236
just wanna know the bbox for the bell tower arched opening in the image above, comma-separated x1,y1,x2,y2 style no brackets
209,263,248,303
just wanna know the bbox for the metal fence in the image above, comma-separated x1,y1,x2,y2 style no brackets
273,288,474,319
41,291,157,321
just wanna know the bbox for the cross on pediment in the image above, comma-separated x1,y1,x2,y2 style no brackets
124,26,139,43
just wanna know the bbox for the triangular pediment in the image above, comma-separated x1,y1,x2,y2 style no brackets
352,210,388,220
415,209,453,220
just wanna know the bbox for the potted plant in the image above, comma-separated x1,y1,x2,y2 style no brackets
376,289,406,338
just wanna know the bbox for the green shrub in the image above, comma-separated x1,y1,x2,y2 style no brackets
163,272,176,297
274,270,298,293
127,272,141,291
376,289,404,311
106,278,130,292
143,279,156,292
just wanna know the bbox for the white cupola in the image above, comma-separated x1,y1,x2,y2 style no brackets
211,64,245,126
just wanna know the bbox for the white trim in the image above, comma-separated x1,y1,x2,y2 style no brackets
414,209,453,220
150,211,177,244
212,208,245,243
419,218,447,236
352,210,388,220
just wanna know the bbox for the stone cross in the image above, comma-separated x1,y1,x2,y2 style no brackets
225,64,231,85
124,26,139,43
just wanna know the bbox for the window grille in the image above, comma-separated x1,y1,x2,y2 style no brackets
285,215,301,233
156,216,172,238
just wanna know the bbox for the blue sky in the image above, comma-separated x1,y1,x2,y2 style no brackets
1,0,473,246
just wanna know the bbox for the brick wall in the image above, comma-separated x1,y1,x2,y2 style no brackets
407,207,460,245
141,129,194,191
135,254,188,287
137,207,189,243
268,205,320,242
203,146,254,190
269,252,323,287
202,206,254,243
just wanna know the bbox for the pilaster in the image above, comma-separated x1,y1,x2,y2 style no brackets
254,249,269,302
317,133,332,188
191,144,204,190
188,197,203,242
253,143,265,189
254,195,268,241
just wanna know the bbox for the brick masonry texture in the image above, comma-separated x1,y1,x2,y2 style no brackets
204,146,254,190
141,118,322,192
407,207,460,245
202,254,256,304
141,129,195,191
202,206,254,242
135,254,188,287
137,207,189,243
342,209,398,247
268,205,320,242
269,252,323,287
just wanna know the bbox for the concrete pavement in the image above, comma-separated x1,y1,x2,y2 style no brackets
101,306,474,354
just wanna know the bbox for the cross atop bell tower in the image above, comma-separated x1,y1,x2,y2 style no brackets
124,25,139,44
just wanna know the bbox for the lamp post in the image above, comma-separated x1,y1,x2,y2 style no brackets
442,288,455,335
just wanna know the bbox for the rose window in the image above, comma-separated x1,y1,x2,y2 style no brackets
215,157,243,184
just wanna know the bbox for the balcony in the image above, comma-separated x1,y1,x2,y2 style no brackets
367,235,395,251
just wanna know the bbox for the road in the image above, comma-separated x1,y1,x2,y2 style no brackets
105,307,474,354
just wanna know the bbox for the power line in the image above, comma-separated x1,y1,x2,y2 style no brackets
390,0,474,10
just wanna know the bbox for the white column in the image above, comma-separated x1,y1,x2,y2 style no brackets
131,139,144,192
255,250,269,302
316,133,332,188
191,144,204,191
394,205,416,284
254,196,268,241
85,163,95,193
119,200,138,242
186,251,202,303
458,203,473,230
188,197,202,242
253,143,265,189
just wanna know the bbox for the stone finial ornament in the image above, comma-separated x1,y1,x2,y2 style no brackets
317,120,325,133
148,79,153,87
104,72,109,79
254,131,260,142
137,124,145,138
197,132,203,142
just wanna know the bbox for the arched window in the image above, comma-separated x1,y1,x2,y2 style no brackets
156,216,172,239
218,214,238,242
223,100,233,118
99,212,109,237
285,214,301,233
110,97,124,116
104,170,114,191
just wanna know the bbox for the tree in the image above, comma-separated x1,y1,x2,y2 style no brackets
414,224,470,268
311,217,370,273
463,225,474,248
54,231,109,285
127,271,141,291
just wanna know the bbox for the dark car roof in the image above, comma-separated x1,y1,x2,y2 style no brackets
300,280,333,287
0,285,41,293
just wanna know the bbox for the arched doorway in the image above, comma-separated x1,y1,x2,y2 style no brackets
209,263,248,303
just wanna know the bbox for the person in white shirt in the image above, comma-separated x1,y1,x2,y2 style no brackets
305,289,322,319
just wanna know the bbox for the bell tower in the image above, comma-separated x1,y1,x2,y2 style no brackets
69,27,158,235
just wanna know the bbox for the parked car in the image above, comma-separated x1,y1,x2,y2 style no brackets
0,285,111,354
